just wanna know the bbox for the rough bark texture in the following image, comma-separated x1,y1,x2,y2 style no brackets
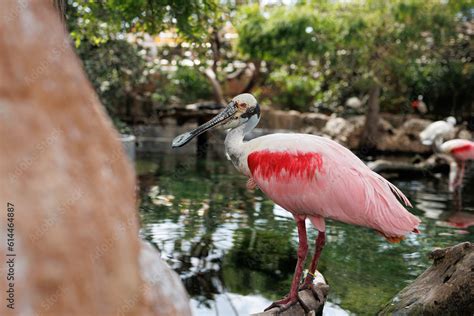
360,84,381,152
0,2,190,315
380,242,474,315
368,154,455,176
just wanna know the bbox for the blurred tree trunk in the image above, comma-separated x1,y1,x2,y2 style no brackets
204,26,226,106
211,28,221,75
360,84,381,152
242,60,261,93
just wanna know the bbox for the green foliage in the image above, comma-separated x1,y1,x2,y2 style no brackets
172,66,213,103
138,152,474,314
68,0,473,118
66,0,222,129
236,0,473,115
235,4,266,60
66,0,218,46
268,69,322,111
77,39,147,125
236,5,337,63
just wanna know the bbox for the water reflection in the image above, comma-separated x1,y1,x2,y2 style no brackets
137,150,473,315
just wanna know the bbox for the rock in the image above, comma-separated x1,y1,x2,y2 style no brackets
380,242,474,315
322,115,366,148
456,128,472,140
380,113,419,127
302,113,330,130
346,96,362,109
0,2,190,315
259,108,306,131
322,117,355,146
251,271,329,316
252,284,329,316
140,241,192,315
378,118,432,153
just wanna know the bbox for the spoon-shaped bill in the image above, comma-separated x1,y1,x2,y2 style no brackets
171,102,236,148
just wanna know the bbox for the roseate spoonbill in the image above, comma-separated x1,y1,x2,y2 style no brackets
411,95,427,114
172,94,420,311
440,139,474,191
419,116,456,149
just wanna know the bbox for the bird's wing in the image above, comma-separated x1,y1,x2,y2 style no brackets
441,139,472,153
247,134,420,237
441,139,474,160
419,121,450,144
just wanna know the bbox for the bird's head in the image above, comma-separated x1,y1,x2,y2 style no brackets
172,93,260,148
446,116,456,126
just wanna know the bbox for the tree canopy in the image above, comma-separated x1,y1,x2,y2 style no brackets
66,0,218,45
236,0,473,117
64,0,473,135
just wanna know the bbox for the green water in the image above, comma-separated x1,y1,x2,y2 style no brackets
137,150,474,315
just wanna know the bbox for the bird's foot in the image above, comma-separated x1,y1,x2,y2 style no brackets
298,277,330,304
246,177,257,190
299,277,319,296
263,295,299,312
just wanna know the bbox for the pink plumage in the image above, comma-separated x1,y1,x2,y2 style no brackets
172,93,422,311
440,139,474,190
246,134,420,239
441,139,474,161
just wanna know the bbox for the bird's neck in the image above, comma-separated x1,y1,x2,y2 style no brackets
225,124,247,158
224,116,259,174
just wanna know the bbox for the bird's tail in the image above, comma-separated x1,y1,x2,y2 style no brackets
377,227,420,243
365,173,421,238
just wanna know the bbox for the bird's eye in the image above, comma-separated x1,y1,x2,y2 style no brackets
236,102,247,110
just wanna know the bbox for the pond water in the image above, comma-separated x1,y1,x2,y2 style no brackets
136,139,474,316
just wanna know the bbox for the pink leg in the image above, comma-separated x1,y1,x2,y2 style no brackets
302,230,326,287
459,160,465,187
264,217,308,311
453,160,465,190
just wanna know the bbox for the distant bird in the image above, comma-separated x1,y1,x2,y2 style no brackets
172,94,420,311
419,116,456,149
411,95,428,114
440,139,474,191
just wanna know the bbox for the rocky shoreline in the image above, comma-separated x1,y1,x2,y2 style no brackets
258,108,472,154
128,105,472,154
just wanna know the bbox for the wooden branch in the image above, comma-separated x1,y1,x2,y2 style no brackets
204,68,226,106
368,153,456,178
252,285,329,316
359,84,381,151
380,242,473,314
241,61,260,93
251,272,329,316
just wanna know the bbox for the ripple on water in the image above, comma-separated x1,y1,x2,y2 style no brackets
137,152,473,316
